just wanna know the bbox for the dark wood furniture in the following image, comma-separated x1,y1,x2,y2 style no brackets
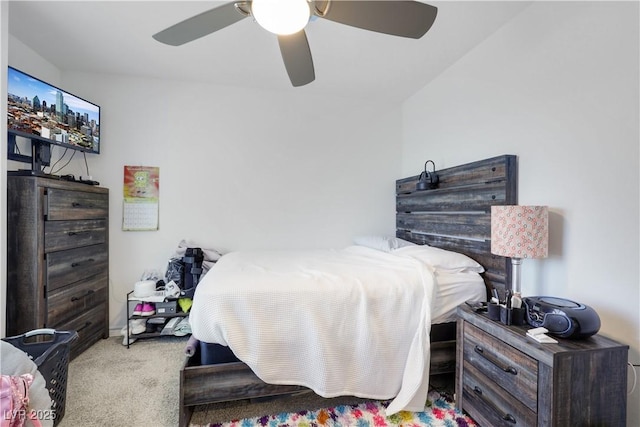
179,155,518,427
396,154,518,378
456,304,628,426
6,176,109,358
396,154,518,295
181,352,307,426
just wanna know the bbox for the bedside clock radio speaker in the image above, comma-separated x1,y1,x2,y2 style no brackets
523,296,601,338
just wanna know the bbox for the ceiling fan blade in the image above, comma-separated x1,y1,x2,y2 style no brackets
278,31,315,87
319,1,437,39
153,2,248,46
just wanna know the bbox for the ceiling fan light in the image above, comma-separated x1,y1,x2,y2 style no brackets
251,0,310,36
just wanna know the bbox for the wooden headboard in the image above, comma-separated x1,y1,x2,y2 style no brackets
396,155,518,295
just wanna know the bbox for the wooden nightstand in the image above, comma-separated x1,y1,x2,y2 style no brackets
456,304,628,426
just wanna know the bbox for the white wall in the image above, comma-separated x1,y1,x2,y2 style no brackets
5,37,403,330
82,74,401,328
402,1,639,423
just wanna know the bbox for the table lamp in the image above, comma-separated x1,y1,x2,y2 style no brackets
491,205,549,295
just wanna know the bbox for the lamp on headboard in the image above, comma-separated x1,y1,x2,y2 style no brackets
491,205,549,295
416,160,439,191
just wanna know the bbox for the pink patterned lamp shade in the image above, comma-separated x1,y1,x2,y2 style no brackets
491,205,549,259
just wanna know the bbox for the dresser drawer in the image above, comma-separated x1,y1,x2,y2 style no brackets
57,303,107,358
46,188,108,220
463,322,538,411
47,272,108,327
45,219,107,252
46,244,108,292
462,362,537,427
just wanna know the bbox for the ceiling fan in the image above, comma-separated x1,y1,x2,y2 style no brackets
152,0,438,87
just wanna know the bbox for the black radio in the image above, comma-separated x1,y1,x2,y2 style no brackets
523,296,600,339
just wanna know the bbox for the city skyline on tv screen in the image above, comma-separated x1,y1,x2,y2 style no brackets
7,66,100,153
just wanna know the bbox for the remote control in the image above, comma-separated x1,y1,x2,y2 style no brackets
527,327,549,335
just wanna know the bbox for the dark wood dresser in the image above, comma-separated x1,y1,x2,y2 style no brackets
456,304,628,427
6,176,109,358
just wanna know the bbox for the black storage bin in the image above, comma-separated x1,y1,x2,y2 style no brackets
200,342,239,366
2,329,78,426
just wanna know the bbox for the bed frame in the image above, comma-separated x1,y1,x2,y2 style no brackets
179,155,518,426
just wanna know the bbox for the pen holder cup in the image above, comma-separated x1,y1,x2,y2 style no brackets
488,303,501,321
500,306,526,326
512,307,526,325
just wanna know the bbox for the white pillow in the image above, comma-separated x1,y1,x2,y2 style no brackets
353,236,417,253
395,245,484,273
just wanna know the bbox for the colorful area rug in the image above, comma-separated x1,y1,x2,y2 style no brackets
206,391,476,427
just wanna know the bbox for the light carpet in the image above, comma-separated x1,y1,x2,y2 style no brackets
56,336,466,426
57,336,187,426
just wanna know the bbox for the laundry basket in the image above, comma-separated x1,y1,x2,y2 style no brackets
2,329,78,426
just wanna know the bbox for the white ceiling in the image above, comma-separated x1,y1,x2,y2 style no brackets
8,1,531,103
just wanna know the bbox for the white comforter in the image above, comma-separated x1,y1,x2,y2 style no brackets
189,245,436,414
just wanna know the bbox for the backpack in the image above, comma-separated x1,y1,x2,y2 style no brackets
0,374,43,427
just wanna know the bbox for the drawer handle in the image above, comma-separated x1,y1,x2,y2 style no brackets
473,386,517,424
71,290,95,302
71,258,95,268
76,321,92,333
68,231,90,236
474,345,518,375
72,202,96,209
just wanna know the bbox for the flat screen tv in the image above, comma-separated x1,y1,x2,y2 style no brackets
7,66,100,175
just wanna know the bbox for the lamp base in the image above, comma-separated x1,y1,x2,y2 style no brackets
511,257,522,294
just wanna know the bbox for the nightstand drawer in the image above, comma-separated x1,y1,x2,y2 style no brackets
46,188,108,220
463,322,538,411
45,219,107,252
462,363,537,427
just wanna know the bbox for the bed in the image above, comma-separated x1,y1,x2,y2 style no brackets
179,155,518,426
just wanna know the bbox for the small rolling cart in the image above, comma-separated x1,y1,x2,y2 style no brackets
2,329,78,426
